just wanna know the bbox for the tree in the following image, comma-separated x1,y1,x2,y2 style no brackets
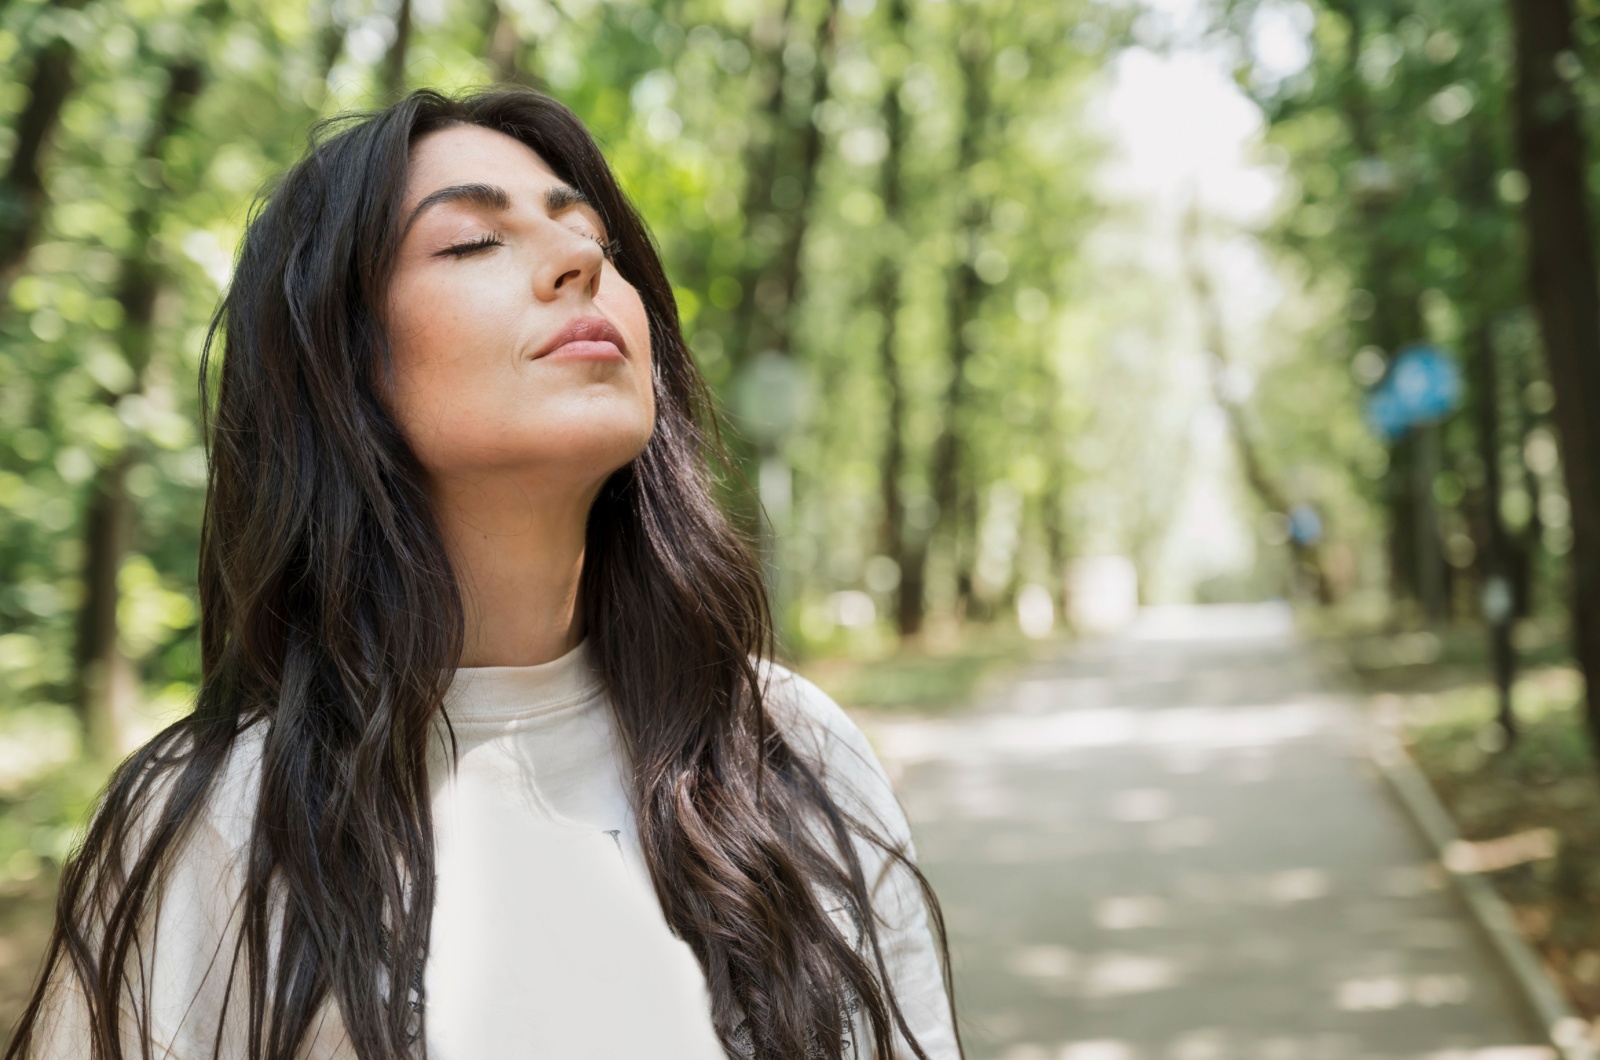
0,0,88,298
873,0,919,635
925,13,993,620
383,0,414,103
1181,206,1333,603
1507,0,1600,754
73,7,224,759
483,0,538,86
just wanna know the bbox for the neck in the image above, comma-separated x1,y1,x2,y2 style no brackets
432,473,596,668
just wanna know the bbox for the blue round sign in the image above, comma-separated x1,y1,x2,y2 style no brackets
1362,342,1462,440
1363,386,1410,441
1288,503,1323,546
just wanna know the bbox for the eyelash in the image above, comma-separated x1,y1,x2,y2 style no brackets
440,233,504,257
440,230,619,261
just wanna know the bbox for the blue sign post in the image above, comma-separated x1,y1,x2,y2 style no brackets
1361,341,1463,626
1362,343,1463,440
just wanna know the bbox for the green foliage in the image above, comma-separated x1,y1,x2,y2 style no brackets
1213,0,1573,624
803,621,1066,714
0,0,1126,866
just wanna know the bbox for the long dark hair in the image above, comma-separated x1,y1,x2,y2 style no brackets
7,87,959,1060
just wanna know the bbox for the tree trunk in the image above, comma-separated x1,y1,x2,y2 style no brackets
1180,207,1333,603
0,0,88,299
1042,442,1068,608
1457,123,1519,742
74,453,134,759
1507,0,1600,756
925,19,991,622
1503,346,1544,619
483,1,535,85
1516,445,1545,623
755,0,839,623
717,0,839,624
1325,0,1433,618
871,0,921,636
730,0,840,373
383,0,413,103
73,31,216,759
1472,320,1518,743
316,0,347,85
724,0,800,379
1410,424,1446,622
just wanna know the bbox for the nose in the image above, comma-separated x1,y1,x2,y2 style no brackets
535,223,605,301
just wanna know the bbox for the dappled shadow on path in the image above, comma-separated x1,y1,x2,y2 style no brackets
863,605,1551,1060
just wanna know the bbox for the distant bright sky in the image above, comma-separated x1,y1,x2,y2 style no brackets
1092,47,1280,226
1079,0,1315,602
1089,0,1313,229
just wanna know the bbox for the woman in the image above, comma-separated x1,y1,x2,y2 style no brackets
7,87,961,1060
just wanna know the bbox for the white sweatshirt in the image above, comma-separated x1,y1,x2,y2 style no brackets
31,639,959,1060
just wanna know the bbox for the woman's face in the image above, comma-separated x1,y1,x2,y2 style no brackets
383,124,655,495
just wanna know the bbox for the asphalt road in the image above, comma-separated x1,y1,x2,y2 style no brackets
862,604,1552,1060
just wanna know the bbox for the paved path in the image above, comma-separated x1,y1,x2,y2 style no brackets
862,605,1551,1060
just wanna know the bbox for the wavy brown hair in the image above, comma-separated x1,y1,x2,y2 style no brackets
4,87,960,1060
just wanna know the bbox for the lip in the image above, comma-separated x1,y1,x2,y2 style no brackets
532,315,627,362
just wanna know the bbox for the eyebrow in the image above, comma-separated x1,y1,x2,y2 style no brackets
400,181,595,240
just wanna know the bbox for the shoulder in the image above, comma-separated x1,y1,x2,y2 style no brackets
195,719,269,853
48,720,269,1014
106,718,268,890
755,657,906,837
757,657,874,771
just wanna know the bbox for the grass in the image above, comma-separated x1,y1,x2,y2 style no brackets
0,869,59,1038
795,620,1071,716
0,710,115,1043
1330,622,1600,1020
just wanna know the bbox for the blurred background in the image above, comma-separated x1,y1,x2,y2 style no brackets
4,0,1600,1054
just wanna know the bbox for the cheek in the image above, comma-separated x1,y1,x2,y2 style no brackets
382,276,524,457
388,273,513,376
598,279,656,408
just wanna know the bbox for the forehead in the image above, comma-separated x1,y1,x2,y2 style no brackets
403,124,561,204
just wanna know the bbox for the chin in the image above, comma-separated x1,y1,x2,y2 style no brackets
537,415,655,482
423,400,655,483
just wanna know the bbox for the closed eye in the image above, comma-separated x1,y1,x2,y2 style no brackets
437,233,504,257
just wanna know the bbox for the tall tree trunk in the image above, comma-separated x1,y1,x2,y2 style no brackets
727,0,840,375
482,0,537,85
383,0,413,103
716,0,839,622
0,0,89,300
1042,455,1068,604
754,0,839,626
925,19,991,622
317,0,349,86
1472,319,1518,743
1513,405,1546,619
1180,207,1333,603
1501,343,1545,619
1325,0,1435,619
764,3,838,350
724,0,798,381
872,0,921,636
1458,123,1519,742
1508,0,1600,756
73,26,217,760
74,453,134,760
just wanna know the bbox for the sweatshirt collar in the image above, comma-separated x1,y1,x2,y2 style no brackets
440,636,606,724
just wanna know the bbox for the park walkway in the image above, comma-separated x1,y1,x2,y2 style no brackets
861,604,1551,1060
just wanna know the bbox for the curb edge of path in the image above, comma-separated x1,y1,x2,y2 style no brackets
1368,725,1597,1060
